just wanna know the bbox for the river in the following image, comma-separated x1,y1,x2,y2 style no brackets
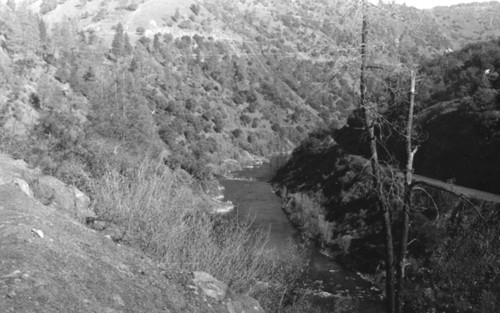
217,161,384,312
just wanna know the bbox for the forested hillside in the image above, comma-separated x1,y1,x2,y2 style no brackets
415,39,500,193
2,0,500,183
431,1,500,48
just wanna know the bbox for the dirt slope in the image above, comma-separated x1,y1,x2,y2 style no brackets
0,159,263,313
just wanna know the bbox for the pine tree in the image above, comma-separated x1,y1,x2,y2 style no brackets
38,17,50,55
153,33,161,52
124,32,132,55
111,22,125,57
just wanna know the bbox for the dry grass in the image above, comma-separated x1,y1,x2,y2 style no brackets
93,158,284,292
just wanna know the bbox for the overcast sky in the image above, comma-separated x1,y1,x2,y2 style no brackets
371,0,499,9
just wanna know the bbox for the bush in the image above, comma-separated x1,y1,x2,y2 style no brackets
126,3,138,11
190,4,200,16
252,118,259,128
178,20,192,30
247,102,257,113
214,115,224,132
240,114,252,125
92,8,107,22
40,0,57,14
232,128,243,138
136,26,146,35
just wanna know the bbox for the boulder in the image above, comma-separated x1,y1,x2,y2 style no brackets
192,271,228,301
11,178,33,198
0,154,38,197
226,292,264,313
31,175,94,222
0,153,94,222
191,271,264,313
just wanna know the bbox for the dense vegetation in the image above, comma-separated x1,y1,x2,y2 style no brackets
414,39,500,193
274,38,500,312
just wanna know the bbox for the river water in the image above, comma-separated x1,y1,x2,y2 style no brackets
218,162,384,312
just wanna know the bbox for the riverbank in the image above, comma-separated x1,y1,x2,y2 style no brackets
218,159,384,312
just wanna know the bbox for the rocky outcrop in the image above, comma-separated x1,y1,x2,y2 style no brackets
191,271,263,313
0,153,94,222
31,175,94,222
0,153,264,313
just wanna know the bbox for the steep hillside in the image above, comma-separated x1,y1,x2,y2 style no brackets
430,2,500,49
3,1,499,170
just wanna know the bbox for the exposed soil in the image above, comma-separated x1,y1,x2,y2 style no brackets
0,183,261,313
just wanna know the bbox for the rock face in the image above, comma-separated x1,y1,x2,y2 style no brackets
0,153,94,222
31,175,94,222
0,154,264,313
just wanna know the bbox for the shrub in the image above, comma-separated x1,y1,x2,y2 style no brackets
247,133,256,143
240,113,252,125
190,4,200,15
271,122,283,134
40,0,57,14
126,3,138,11
136,26,146,35
232,128,243,138
213,115,224,132
472,88,497,111
247,102,257,113
252,118,259,128
178,20,192,30
92,8,107,22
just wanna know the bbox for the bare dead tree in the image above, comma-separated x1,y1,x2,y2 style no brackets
396,70,417,313
358,2,424,312
359,1,395,312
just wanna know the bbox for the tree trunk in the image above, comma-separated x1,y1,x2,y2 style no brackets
396,71,417,313
359,2,395,312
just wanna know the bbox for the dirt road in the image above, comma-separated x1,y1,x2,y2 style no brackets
413,174,500,203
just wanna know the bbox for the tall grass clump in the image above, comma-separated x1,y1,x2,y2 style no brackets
94,158,282,291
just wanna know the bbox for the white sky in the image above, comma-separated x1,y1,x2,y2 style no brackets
371,0,500,9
